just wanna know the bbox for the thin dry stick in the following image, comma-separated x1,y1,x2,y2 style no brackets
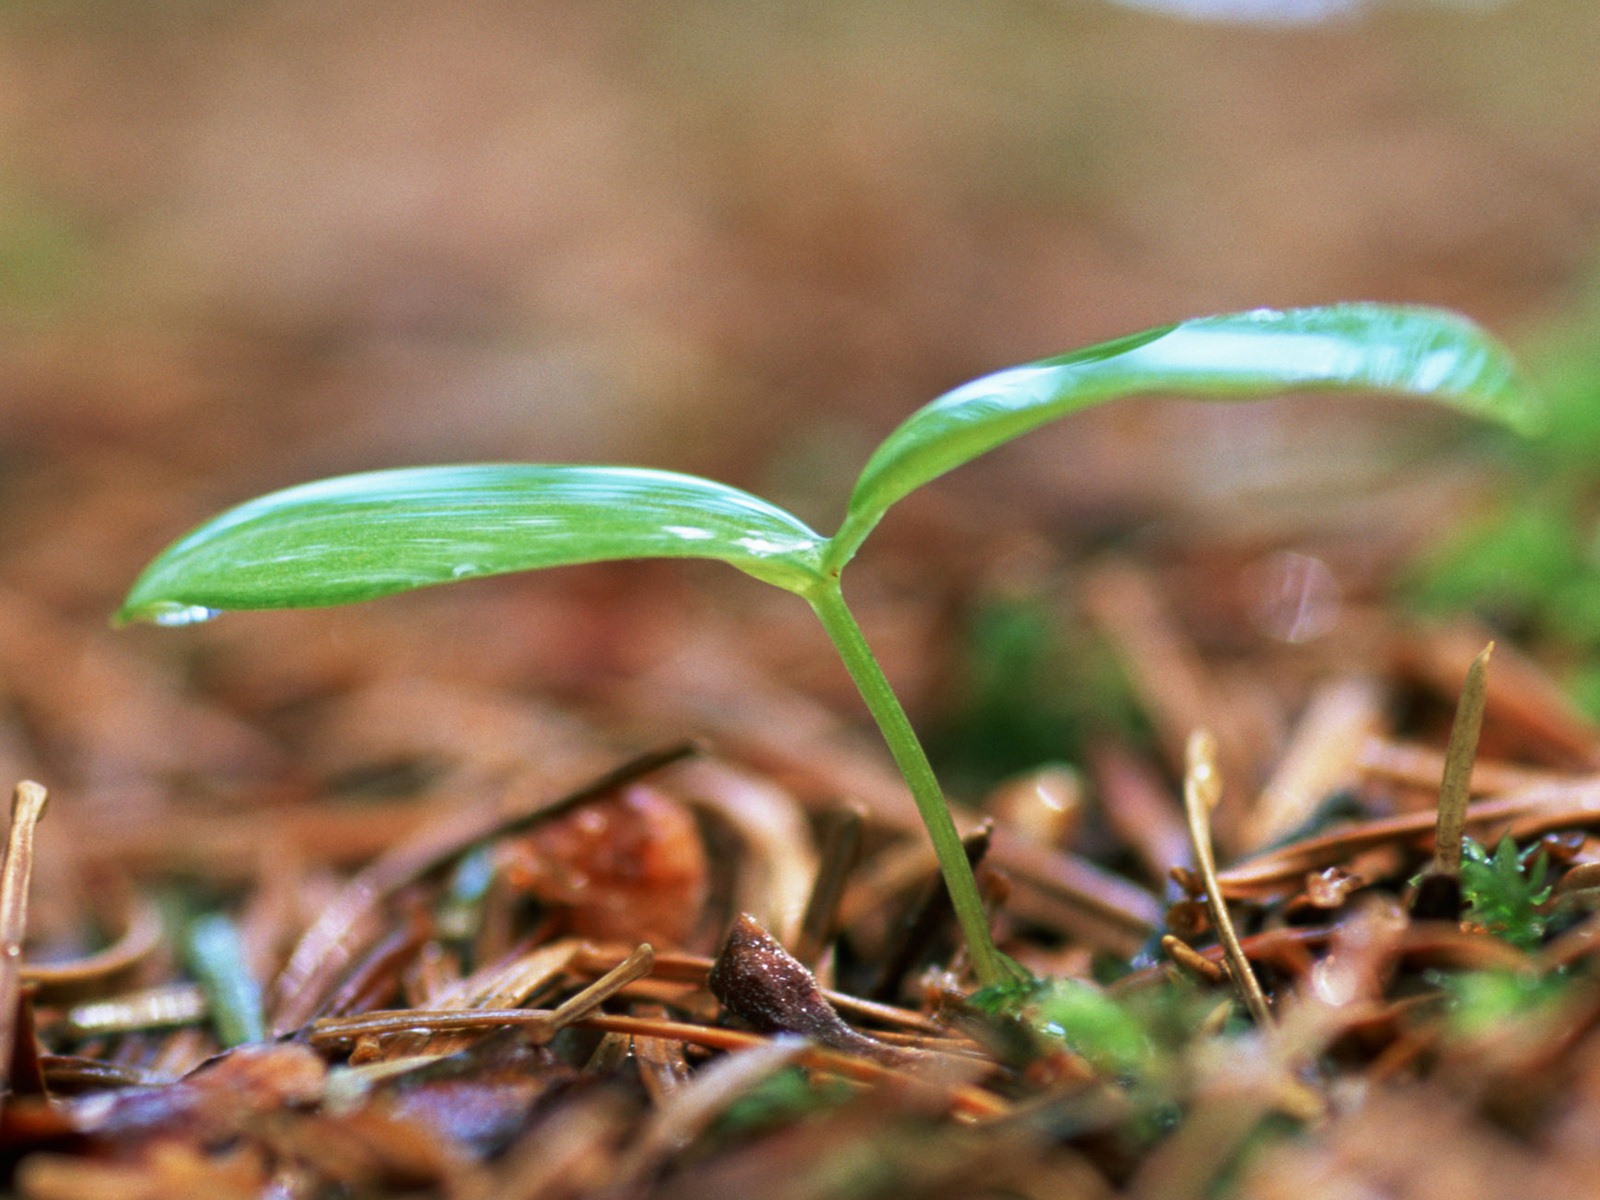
544,944,655,1033
0,781,49,1099
311,945,655,1049
380,938,580,1059
1213,777,1600,897
310,1007,561,1043
1161,934,1226,985
447,943,580,1011
311,1009,1006,1118
1183,733,1273,1029
571,943,953,1036
576,1015,1009,1120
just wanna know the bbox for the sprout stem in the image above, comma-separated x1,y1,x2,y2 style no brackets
806,582,1013,988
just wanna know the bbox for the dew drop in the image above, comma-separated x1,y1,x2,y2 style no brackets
150,603,223,627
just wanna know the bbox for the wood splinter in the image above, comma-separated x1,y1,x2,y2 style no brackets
1412,643,1493,922
0,781,49,1101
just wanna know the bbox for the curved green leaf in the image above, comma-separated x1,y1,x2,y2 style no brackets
827,304,1540,570
118,465,828,624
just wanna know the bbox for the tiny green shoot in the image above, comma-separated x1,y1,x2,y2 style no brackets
1439,967,1571,1038
969,975,1151,1075
119,304,1538,990
1403,293,1600,716
184,912,267,1047
1460,834,1552,952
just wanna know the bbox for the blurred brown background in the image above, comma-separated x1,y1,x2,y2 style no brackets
1,0,1598,814
6,2,1597,489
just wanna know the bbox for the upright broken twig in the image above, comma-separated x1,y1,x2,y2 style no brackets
0,781,49,1101
1413,643,1492,921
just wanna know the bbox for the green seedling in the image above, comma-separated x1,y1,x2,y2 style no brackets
119,304,1537,990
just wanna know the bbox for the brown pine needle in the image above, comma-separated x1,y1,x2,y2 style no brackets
546,943,656,1031
1243,676,1384,853
612,1035,812,1184
63,984,209,1039
1183,732,1274,1029
311,1009,1006,1119
310,944,656,1053
23,890,163,1004
310,1007,560,1043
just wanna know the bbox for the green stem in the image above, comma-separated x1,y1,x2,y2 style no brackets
806,581,1011,988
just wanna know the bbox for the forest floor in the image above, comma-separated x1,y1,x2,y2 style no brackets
5,3,1600,1197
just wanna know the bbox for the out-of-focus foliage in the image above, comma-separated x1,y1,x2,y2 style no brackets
968,971,1225,1085
0,187,91,323
930,592,1146,795
1405,289,1600,713
1441,968,1573,1039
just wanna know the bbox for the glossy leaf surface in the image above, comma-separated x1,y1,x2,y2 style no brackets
827,304,1539,569
118,465,828,624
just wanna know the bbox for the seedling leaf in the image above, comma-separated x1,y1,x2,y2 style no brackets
117,465,829,624
828,304,1539,569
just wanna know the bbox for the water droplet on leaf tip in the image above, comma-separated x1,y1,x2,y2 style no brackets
150,604,223,627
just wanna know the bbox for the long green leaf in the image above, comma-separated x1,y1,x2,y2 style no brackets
826,304,1540,570
117,465,828,624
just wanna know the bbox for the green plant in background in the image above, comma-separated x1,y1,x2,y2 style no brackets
969,974,1153,1076
119,304,1537,990
1405,291,1600,714
930,593,1148,797
712,1066,855,1137
0,186,92,324
1440,967,1572,1039
1459,834,1552,952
